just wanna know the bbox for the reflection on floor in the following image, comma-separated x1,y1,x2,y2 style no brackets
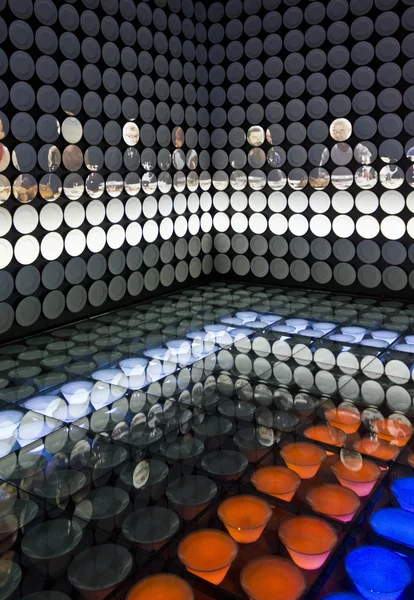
0,282,413,600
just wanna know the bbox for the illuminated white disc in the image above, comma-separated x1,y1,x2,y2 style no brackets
268,191,287,212
87,227,106,253
213,192,230,211
126,222,142,246
231,191,248,211
86,200,105,225
65,229,86,257
174,216,187,237
249,213,267,234
106,198,124,223
356,216,379,239
355,191,378,214
160,218,173,240
125,197,141,220
107,224,125,249
332,191,353,214
143,197,157,219
214,212,230,232
288,191,308,213
231,213,248,233
188,214,200,235
174,193,186,214
143,220,158,243
269,214,288,234
159,194,172,216
310,215,331,237
0,239,12,268
333,215,355,238
380,190,404,214
381,216,405,240
41,232,63,260
289,214,308,236
15,235,40,264
201,213,212,232
309,191,330,213
200,192,212,211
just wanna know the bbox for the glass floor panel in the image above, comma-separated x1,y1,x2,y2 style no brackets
0,282,413,600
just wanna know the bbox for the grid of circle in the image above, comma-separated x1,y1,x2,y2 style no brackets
0,0,214,335
209,0,414,294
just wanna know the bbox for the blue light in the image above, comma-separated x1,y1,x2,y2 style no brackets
346,546,411,600
370,508,414,549
392,478,414,513
322,593,364,600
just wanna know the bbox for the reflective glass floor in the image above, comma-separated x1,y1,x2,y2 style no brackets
0,282,413,600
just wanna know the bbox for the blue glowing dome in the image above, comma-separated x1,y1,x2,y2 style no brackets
370,508,414,549
346,546,411,600
391,478,414,513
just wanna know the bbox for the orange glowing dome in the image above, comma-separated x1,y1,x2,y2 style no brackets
240,556,306,600
251,465,301,502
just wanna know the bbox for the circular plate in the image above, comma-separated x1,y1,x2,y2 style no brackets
382,266,408,290
16,297,41,326
270,258,289,279
333,263,356,286
382,241,407,265
231,233,249,254
15,266,40,295
42,262,64,290
358,265,382,288
357,240,381,263
88,280,108,307
66,286,87,313
0,271,13,301
333,239,355,261
43,291,65,319
87,254,107,280
0,302,14,333
311,238,332,260
311,261,332,284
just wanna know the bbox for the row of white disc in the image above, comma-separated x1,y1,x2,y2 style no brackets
0,215,211,268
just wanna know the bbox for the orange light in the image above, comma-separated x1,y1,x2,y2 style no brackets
373,418,412,448
280,442,326,479
240,556,306,600
331,457,380,497
127,574,193,600
251,466,301,502
325,407,361,434
218,495,272,544
178,529,238,585
303,424,346,455
306,484,361,523
353,437,399,462
278,515,338,570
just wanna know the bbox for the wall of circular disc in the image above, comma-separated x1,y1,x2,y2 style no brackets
209,0,414,299
0,0,214,341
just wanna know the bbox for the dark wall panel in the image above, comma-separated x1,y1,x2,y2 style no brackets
210,0,414,299
0,0,214,343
